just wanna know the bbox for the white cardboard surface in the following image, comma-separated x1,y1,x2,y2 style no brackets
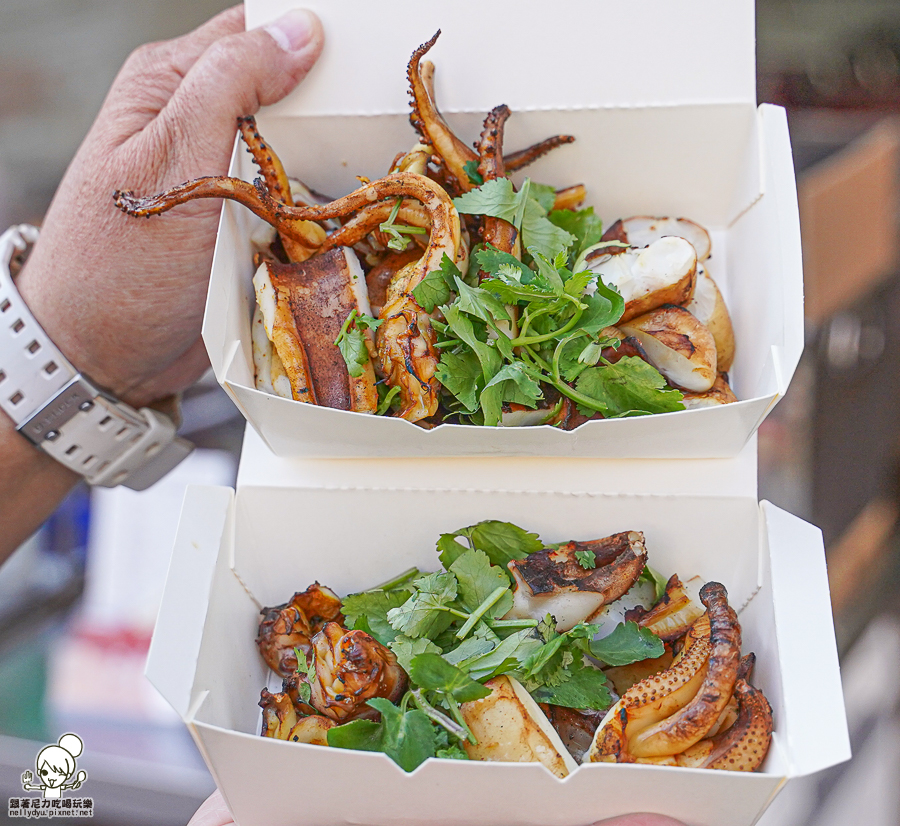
245,0,757,116
147,486,849,826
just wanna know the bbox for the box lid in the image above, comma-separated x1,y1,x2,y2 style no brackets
245,0,757,117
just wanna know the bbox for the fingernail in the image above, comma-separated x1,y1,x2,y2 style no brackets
264,9,315,52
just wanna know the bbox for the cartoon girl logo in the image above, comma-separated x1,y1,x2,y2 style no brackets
21,734,87,799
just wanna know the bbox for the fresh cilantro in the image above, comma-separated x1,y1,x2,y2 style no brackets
327,698,436,772
379,197,428,252
333,310,371,379
530,661,613,710
548,207,604,262
387,572,458,639
375,383,401,416
389,635,442,673
575,357,686,418
480,362,543,427
529,182,558,213
459,628,542,682
589,621,665,666
411,254,462,312
449,550,513,615
639,565,670,604
575,549,596,569
442,634,496,666
343,589,410,646
438,520,543,572
408,653,492,703
435,350,482,413
463,160,484,186
293,646,314,704
435,725,470,760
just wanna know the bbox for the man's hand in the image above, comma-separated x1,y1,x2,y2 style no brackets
15,4,324,408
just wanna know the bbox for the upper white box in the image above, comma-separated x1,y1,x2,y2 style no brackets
203,0,803,457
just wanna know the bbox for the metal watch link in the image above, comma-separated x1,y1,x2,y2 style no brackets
0,224,193,490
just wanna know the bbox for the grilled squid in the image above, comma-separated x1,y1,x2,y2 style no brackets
308,622,408,723
601,216,712,262
504,531,647,631
588,582,741,763
256,583,344,678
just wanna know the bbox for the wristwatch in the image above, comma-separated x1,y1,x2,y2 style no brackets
0,224,193,490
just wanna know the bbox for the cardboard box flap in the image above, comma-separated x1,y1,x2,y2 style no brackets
145,485,234,719
246,0,756,117
761,501,851,777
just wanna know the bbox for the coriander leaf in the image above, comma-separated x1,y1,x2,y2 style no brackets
442,305,502,382
335,326,370,379
522,201,576,261
529,182,558,213
293,646,314,703
390,635,442,673
327,718,384,753
520,634,566,680
453,178,524,226
460,628,543,682
474,246,536,286
575,549,596,569
548,207,604,260
436,743,470,760
639,565,669,604
558,335,594,383
376,383,402,416
468,520,544,567
575,357,685,418
387,572,458,639
367,698,436,772
437,534,470,569
412,267,452,313
355,313,383,332
529,249,565,296
436,350,482,413
530,661,612,710
563,268,593,299
454,277,511,324
480,362,542,427
578,286,624,335
442,634,496,666
449,549,513,614
463,159,484,186
343,590,410,646
409,653,492,702
589,621,665,666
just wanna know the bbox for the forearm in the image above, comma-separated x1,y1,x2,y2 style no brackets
0,412,78,563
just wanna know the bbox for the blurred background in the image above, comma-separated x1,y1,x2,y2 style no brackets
2,0,900,823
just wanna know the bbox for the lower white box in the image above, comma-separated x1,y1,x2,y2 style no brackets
147,485,849,826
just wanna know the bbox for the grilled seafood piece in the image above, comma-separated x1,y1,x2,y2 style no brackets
308,622,408,723
584,237,698,324
621,305,718,393
459,675,578,777
681,373,738,409
259,689,300,739
542,704,607,764
588,582,741,763
601,216,712,262
504,531,647,632
625,574,706,642
256,583,344,678
285,715,336,746
408,32,574,194
684,263,736,372
254,250,378,412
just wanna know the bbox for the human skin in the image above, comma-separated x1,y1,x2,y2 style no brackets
186,789,688,826
0,5,323,562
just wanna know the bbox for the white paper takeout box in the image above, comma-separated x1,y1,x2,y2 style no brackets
201,0,804,458
147,478,849,826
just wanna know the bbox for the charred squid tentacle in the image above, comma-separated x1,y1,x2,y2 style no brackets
627,582,741,759
113,176,325,259
504,134,576,172
477,104,519,259
238,116,293,206
408,30,478,194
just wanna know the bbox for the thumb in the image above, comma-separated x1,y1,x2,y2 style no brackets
157,9,324,158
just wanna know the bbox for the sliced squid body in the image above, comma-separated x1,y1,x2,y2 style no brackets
253,248,378,412
616,216,712,261
459,675,579,777
621,305,717,393
505,531,647,632
636,575,705,641
681,374,738,409
684,264,735,371
585,236,697,324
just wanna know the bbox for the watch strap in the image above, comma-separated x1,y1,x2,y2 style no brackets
0,224,192,490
